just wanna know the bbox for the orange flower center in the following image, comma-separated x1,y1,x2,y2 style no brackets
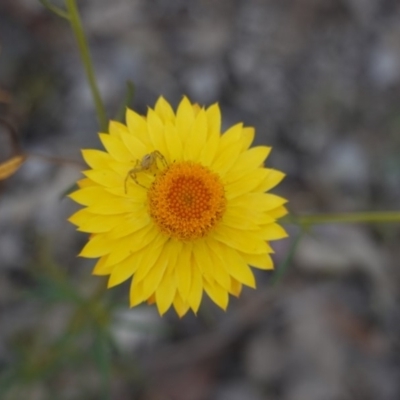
148,161,226,241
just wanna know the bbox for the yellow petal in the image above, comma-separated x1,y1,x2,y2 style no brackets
85,197,137,215
77,214,124,233
211,123,244,175
68,186,117,206
229,193,287,213
81,149,111,170
107,211,150,239
225,169,271,199
176,96,195,143
205,240,231,290
130,278,145,307
154,96,175,124
105,181,144,198
107,160,133,178
108,120,129,137
198,103,221,166
175,242,192,301
260,223,288,241
92,255,113,276
76,178,96,188
216,243,256,288
240,252,274,270
258,194,288,211
105,224,161,268
229,278,242,297
142,240,182,300
192,240,217,282
222,206,263,230
219,123,243,150
199,121,220,166
211,139,243,177
205,103,221,139
83,169,122,188
226,146,272,183
258,213,278,225
68,208,93,227
108,236,166,287
99,133,132,162
254,169,286,193
141,256,168,300
184,108,207,162
147,294,156,305
193,240,231,291
164,121,183,162
269,206,288,219
203,280,229,311
119,131,147,160
79,234,113,258
192,103,201,115
155,272,176,316
212,225,270,254
173,292,190,318
187,262,203,314
147,108,168,159
133,233,169,283
107,252,140,287
241,127,255,151
125,108,151,147
102,239,131,268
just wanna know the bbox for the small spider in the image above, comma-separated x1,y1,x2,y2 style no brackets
125,150,167,191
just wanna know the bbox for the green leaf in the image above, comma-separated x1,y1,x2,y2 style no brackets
92,328,112,400
271,229,304,286
39,0,70,20
115,80,135,122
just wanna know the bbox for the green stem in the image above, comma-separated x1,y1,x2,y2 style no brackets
285,211,400,226
115,80,135,122
272,229,304,286
39,0,70,19
65,0,108,131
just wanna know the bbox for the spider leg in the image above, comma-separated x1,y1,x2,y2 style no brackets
125,165,146,192
153,150,168,168
130,169,149,189
124,172,130,194
125,167,137,193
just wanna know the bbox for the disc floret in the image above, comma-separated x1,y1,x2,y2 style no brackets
148,161,227,241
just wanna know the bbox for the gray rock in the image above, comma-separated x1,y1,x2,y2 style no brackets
214,380,266,400
316,140,370,192
182,63,226,103
285,378,346,400
295,225,394,308
110,307,166,354
244,332,286,385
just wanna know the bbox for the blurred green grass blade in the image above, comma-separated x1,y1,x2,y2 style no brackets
60,182,80,200
115,80,135,122
271,229,304,286
39,0,70,19
32,276,83,304
66,0,108,130
92,328,111,400
0,368,19,398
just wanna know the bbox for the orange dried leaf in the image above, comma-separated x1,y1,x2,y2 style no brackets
0,155,26,180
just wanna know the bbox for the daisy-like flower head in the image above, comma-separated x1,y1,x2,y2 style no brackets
69,97,288,317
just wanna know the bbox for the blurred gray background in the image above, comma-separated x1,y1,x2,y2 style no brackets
1,0,400,399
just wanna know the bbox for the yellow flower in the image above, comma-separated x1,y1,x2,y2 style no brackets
69,96,288,317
